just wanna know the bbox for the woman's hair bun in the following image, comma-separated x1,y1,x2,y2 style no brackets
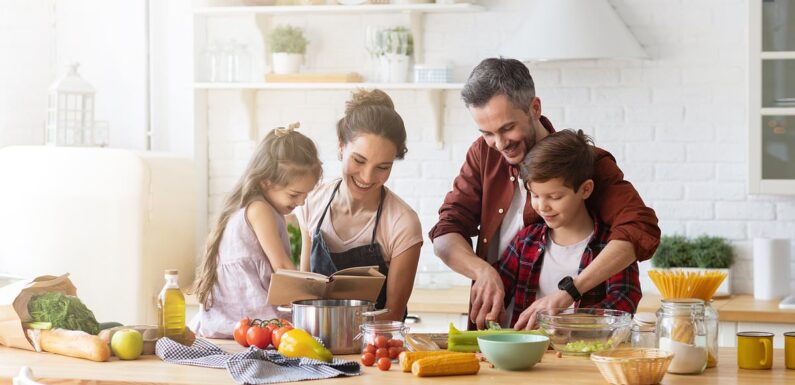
345,89,394,115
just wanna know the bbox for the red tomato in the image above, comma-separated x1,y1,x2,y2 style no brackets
375,347,389,359
233,318,252,347
388,346,402,359
388,339,404,348
246,324,272,349
362,344,377,355
361,352,376,367
377,357,391,371
265,322,279,335
374,335,388,349
271,325,293,349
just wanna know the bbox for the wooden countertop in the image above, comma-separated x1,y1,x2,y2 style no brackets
0,340,792,385
408,286,795,323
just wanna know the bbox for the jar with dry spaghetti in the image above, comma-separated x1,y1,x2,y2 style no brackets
656,298,707,374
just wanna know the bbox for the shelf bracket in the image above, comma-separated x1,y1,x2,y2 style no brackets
242,89,258,141
409,11,424,65
426,89,444,149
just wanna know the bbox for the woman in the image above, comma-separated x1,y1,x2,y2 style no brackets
297,89,422,321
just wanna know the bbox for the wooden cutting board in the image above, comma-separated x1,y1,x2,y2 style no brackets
264,72,363,83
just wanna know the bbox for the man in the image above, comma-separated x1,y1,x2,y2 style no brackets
429,58,660,330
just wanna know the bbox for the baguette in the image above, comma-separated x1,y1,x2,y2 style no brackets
40,328,111,362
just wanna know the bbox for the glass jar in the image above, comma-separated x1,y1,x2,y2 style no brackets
359,320,408,361
704,300,719,368
656,298,708,374
630,312,657,348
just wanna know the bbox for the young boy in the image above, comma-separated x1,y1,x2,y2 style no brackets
493,129,641,329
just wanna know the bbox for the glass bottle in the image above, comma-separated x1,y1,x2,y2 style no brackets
158,269,186,344
202,44,220,82
704,300,719,368
656,298,707,374
359,320,408,360
630,312,657,348
234,43,252,82
217,43,233,82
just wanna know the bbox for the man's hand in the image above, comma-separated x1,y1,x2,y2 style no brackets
469,267,505,330
513,290,574,330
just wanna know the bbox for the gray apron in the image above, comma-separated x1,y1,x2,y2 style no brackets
310,181,392,311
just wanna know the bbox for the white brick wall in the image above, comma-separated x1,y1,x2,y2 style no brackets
6,1,787,294
200,0,795,293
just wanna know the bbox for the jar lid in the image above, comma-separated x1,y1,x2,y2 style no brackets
661,298,704,307
361,320,405,332
633,312,657,326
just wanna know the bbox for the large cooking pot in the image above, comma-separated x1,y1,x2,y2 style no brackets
278,299,387,354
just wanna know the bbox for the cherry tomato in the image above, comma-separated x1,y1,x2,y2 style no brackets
278,318,292,327
388,346,403,359
265,322,279,335
233,318,252,347
374,335,388,349
377,357,391,371
271,325,293,349
246,324,272,349
375,347,389,359
362,344,377,355
361,352,376,366
387,339,404,348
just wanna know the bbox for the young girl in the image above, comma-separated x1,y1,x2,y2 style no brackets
189,123,322,338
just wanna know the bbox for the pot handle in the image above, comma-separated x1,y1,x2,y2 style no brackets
277,306,292,313
362,308,389,317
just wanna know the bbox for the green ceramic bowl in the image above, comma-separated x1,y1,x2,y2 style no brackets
477,334,550,371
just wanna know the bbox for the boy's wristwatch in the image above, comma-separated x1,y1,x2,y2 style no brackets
558,276,582,301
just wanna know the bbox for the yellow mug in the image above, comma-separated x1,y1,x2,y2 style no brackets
785,332,795,370
737,331,774,370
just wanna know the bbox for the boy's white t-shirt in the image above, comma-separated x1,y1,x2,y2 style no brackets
537,231,594,299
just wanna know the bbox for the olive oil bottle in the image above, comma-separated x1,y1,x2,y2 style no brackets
158,269,185,344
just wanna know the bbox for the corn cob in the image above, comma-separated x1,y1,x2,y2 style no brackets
411,353,480,377
398,351,472,372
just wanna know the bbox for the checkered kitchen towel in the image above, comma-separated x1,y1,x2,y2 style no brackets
156,338,361,384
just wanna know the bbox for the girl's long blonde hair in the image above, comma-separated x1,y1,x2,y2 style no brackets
192,123,322,309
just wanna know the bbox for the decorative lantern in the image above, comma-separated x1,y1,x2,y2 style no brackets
45,63,108,146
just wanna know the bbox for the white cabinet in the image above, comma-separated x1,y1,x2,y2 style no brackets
719,322,795,349
749,0,795,194
405,312,468,333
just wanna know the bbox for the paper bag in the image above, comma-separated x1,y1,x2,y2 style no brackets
266,266,386,305
0,274,76,350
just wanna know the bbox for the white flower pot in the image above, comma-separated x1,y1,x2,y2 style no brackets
378,54,410,83
272,53,303,75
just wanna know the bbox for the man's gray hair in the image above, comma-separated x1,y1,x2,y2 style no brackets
461,58,536,112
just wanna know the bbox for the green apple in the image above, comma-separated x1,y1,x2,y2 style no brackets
111,329,144,360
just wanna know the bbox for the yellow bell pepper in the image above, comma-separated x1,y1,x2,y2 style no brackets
277,328,333,363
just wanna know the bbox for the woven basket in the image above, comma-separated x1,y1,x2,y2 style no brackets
591,348,673,385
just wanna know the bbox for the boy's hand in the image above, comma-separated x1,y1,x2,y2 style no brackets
513,291,574,330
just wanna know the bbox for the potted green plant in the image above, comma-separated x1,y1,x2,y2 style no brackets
648,234,735,296
267,25,308,74
367,26,413,82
